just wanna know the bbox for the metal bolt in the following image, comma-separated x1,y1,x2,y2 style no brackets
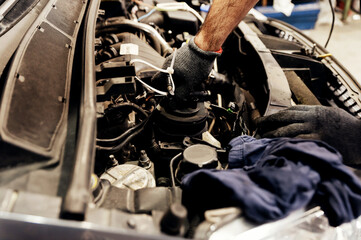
58,96,66,103
109,155,118,167
127,218,136,229
139,150,151,169
18,75,25,83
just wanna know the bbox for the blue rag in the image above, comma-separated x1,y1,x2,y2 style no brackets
181,136,361,226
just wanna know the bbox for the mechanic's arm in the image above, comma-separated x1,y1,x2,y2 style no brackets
256,105,361,166
195,0,259,51
152,0,258,101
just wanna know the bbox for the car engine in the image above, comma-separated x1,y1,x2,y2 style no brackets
91,2,255,234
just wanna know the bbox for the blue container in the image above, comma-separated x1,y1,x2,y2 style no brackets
255,2,321,30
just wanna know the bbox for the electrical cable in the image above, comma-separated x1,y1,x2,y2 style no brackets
130,59,169,74
324,0,335,48
168,48,177,91
96,116,150,152
108,102,148,117
96,103,149,144
137,8,157,21
130,53,177,96
97,119,146,144
135,76,168,96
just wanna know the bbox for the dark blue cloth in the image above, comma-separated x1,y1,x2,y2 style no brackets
181,136,361,226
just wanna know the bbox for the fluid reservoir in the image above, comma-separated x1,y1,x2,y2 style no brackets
100,164,156,190
183,144,218,169
176,144,220,182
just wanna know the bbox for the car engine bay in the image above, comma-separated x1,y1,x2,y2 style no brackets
89,0,361,236
1,0,361,239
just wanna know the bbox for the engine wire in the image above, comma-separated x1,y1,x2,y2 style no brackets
96,103,149,144
130,58,170,74
96,116,150,152
137,8,156,21
324,0,335,48
135,76,168,96
131,50,177,96
98,52,179,150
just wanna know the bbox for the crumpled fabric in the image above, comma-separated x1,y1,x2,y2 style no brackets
181,136,361,226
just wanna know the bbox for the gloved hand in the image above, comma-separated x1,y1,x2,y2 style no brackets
152,37,220,102
256,105,361,166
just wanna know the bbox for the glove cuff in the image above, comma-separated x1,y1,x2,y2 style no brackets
188,37,221,61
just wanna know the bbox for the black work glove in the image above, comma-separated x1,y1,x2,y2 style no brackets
256,105,361,166
152,37,220,101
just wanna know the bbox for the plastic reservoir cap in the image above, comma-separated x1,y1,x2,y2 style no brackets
183,144,218,168
100,164,155,190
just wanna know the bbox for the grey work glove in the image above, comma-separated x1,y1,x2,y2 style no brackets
152,37,220,101
256,105,361,166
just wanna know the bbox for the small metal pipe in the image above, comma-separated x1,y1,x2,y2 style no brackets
0,0,20,21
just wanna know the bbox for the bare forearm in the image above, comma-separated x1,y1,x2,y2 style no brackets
195,0,259,51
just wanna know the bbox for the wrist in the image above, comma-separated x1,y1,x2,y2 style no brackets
190,37,222,59
194,34,223,53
